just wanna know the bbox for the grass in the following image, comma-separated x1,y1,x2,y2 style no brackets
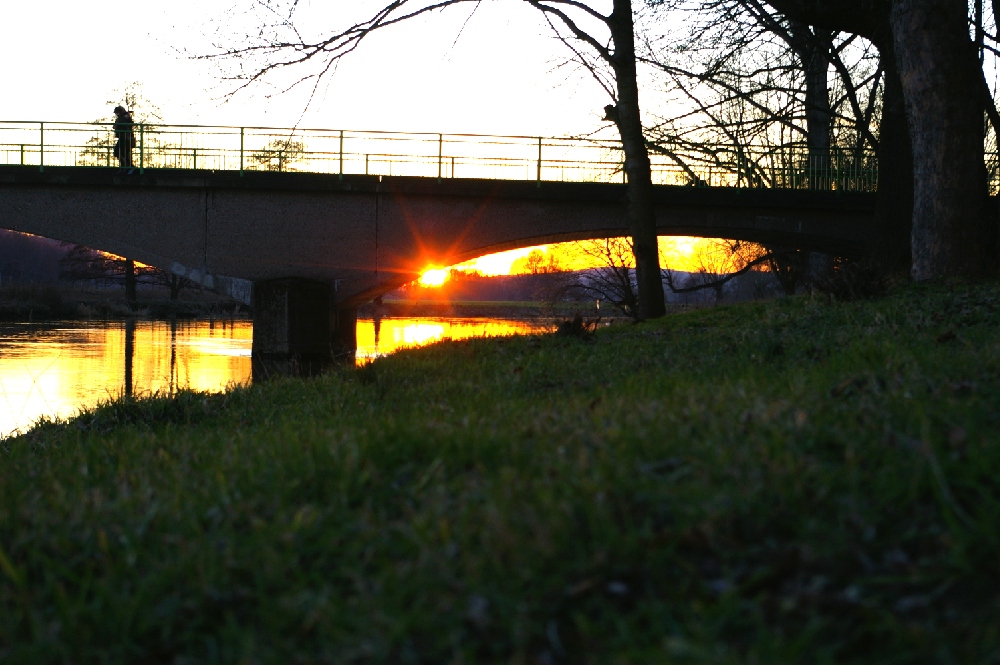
2,281,1000,664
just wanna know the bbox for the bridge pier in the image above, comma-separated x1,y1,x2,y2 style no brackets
332,306,358,356
251,278,357,380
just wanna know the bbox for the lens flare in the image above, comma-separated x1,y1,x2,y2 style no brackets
418,267,450,287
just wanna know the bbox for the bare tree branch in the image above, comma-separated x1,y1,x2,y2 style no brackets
663,249,783,294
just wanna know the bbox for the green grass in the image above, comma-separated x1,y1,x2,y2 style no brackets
3,282,1000,664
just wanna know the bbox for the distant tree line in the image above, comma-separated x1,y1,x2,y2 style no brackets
0,231,199,301
58,245,199,300
397,268,579,303
393,238,794,319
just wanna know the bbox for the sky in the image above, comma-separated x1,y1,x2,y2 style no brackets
0,0,710,275
0,0,623,136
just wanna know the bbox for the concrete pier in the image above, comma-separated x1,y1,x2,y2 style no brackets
251,278,357,379
332,306,358,356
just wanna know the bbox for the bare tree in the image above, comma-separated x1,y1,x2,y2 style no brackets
640,1,882,189
204,0,668,318
662,238,782,301
764,0,996,280
59,245,199,300
78,82,165,168
141,267,198,301
633,0,920,282
563,237,640,317
249,138,306,172
516,249,563,274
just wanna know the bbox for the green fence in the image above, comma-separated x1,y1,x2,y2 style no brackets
0,120,883,191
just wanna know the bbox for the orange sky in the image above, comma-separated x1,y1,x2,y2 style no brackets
419,236,709,286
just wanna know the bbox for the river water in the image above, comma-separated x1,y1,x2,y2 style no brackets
0,317,552,439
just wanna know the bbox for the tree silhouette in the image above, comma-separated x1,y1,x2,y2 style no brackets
249,138,306,172
515,249,562,274
79,82,164,168
564,237,639,318
59,245,198,300
204,0,668,318
764,0,996,279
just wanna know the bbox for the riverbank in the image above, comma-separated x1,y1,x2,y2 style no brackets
3,282,999,662
359,298,615,320
0,283,249,321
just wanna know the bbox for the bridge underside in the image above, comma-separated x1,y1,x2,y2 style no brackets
0,166,877,363
0,166,876,301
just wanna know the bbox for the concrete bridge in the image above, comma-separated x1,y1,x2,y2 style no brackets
0,165,875,367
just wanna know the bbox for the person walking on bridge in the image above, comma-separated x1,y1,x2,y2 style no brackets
112,105,135,170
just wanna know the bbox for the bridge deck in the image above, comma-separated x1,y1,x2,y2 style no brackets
0,120,880,191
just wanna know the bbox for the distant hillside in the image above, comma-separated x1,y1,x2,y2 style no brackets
0,230,69,284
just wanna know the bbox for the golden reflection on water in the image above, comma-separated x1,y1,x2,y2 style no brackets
0,317,549,438
0,319,252,439
356,317,550,362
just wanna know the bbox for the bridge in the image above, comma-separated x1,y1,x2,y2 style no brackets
0,121,878,367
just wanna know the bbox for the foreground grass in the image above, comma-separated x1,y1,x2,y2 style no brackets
3,283,1000,664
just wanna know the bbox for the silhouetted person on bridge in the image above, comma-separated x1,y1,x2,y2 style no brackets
113,106,135,169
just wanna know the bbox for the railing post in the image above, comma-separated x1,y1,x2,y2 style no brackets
139,123,145,174
536,137,542,187
365,154,369,175
836,148,842,191
39,122,44,172
20,144,24,166
240,127,245,175
193,147,198,171
438,133,443,181
451,155,455,178
339,130,344,180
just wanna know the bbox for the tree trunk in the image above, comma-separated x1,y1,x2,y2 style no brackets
765,0,996,278
788,22,835,277
768,249,804,294
791,23,833,187
609,0,666,320
891,0,995,278
872,49,913,272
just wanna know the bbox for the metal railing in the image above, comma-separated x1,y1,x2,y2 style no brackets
0,120,881,191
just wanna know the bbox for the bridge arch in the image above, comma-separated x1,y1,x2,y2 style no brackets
1,165,877,360
1,167,876,303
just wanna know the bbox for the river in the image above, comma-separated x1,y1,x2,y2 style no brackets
0,316,552,439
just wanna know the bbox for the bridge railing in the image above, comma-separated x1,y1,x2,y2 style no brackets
0,120,888,192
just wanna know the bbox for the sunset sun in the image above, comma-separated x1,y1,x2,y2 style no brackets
413,237,712,286
418,267,450,287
